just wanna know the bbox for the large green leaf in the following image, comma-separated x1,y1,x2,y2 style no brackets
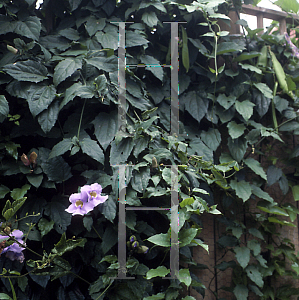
179,269,192,287
228,137,247,162
251,185,274,203
235,100,255,121
27,84,56,117
102,197,116,222
44,200,72,234
140,55,163,81
92,112,117,150
85,56,118,72
216,42,245,55
0,95,9,122
96,31,118,50
184,91,209,123
131,168,150,193
274,0,299,12
53,58,82,86
37,100,60,133
253,83,273,99
49,138,73,159
126,31,148,47
110,138,134,165
217,94,236,109
60,82,82,110
147,233,170,247
179,228,198,247
85,16,106,36
245,265,263,288
233,284,248,300
230,180,251,202
244,158,267,180
3,60,47,83
234,246,250,268
227,121,246,139
200,128,221,151
14,16,41,40
80,138,105,164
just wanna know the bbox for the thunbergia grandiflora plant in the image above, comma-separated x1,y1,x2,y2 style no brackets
1,0,299,299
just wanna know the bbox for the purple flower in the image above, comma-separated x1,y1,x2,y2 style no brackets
285,33,299,58
65,183,108,216
0,229,25,263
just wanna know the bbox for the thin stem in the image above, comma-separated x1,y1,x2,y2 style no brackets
96,280,114,300
272,82,279,132
92,225,102,240
77,98,87,140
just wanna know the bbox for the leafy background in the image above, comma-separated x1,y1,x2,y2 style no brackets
1,0,299,299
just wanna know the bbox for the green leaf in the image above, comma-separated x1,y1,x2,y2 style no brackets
83,215,93,232
85,56,118,72
3,60,47,83
247,239,261,256
11,184,31,200
240,63,262,74
0,293,11,300
179,228,198,247
248,228,264,240
227,121,246,139
45,200,72,233
80,138,105,164
27,84,56,117
217,94,236,109
49,138,73,159
143,293,165,300
235,100,255,122
251,185,273,203
244,158,267,180
3,197,27,221
140,55,163,81
267,165,282,186
253,83,273,99
179,269,192,287
233,284,248,300
234,52,261,62
14,16,41,40
26,174,43,188
181,25,189,73
292,262,299,275
292,185,299,201
110,138,134,165
274,0,299,12
41,155,72,182
131,168,150,193
216,42,245,55
0,95,9,122
5,141,20,160
59,28,80,41
142,11,158,27
60,82,82,110
92,112,117,150
126,31,148,47
0,185,10,198
96,31,118,50
53,58,82,86
85,16,106,36
228,137,247,162
184,91,209,123
101,226,118,254
234,246,250,268
200,128,221,151
38,218,54,237
52,233,86,256
245,265,263,288
230,180,251,202
102,198,116,222
146,266,170,279
147,233,170,247
37,100,60,133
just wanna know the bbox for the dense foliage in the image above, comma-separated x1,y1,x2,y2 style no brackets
1,0,299,299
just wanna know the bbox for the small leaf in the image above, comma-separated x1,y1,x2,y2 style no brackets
227,121,246,139
0,95,9,122
245,265,264,288
142,11,158,27
11,184,31,200
52,233,86,256
38,218,54,237
179,269,192,287
235,100,255,121
146,266,170,279
234,246,250,268
49,138,73,159
253,83,273,99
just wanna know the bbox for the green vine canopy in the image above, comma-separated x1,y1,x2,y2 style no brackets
0,0,299,299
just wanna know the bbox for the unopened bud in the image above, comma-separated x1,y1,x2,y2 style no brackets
152,157,158,168
29,152,37,164
21,154,30,166
7,45,18,55
137,245,149,254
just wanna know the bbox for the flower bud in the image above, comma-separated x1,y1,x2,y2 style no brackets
21,154,30,166
130,235,136,243
152,157,158,168
7,45,18,55
132,241,139,248
137,245,149,254
29,152,37,164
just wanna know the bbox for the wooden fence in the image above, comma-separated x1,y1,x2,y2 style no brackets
226,4,299,35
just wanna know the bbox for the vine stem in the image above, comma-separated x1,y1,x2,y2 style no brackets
96,280,114,300
77,98,87,140
92,225,102,240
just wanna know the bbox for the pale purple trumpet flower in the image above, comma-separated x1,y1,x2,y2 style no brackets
285,33,299,58
65,183,108,216
0,229,25,263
